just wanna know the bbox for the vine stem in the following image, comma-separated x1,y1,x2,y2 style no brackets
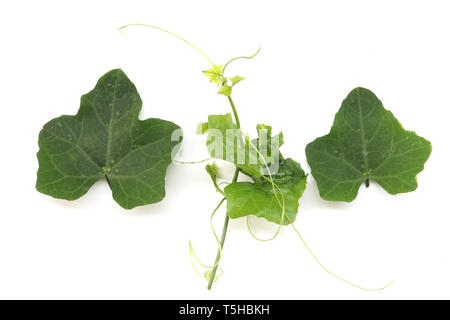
209,174,226,196
118,24,214,65
227,96,241,128
207,96,241,290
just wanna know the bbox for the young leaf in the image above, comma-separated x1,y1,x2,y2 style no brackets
230,76,245,86
36,69,182,209
305,87,431,202
218,84,232,96
254,124,284,171
202,64,223,85
205,162,218,178
198,114,258,176
198,114,284,177
196,121,209,135
224,158,307,224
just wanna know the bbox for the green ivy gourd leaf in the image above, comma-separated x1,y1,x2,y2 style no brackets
254,124,284,170
224,158,307,225
230,76,245,86
196,121,209,135
305,87,431,202
205,162,219,178
218,84,232,96
36,69,182,209
198,114,284,177
198,113,259,176
202,64,223,85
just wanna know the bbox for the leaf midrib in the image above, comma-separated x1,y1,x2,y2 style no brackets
356,89,369,175
105,73,120,168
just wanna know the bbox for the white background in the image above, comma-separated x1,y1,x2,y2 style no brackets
0,0,448,299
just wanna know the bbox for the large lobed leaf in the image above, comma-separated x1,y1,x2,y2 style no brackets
305,87,431,202
36,69,182,209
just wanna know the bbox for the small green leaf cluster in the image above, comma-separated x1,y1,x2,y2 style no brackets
202,64,245,96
